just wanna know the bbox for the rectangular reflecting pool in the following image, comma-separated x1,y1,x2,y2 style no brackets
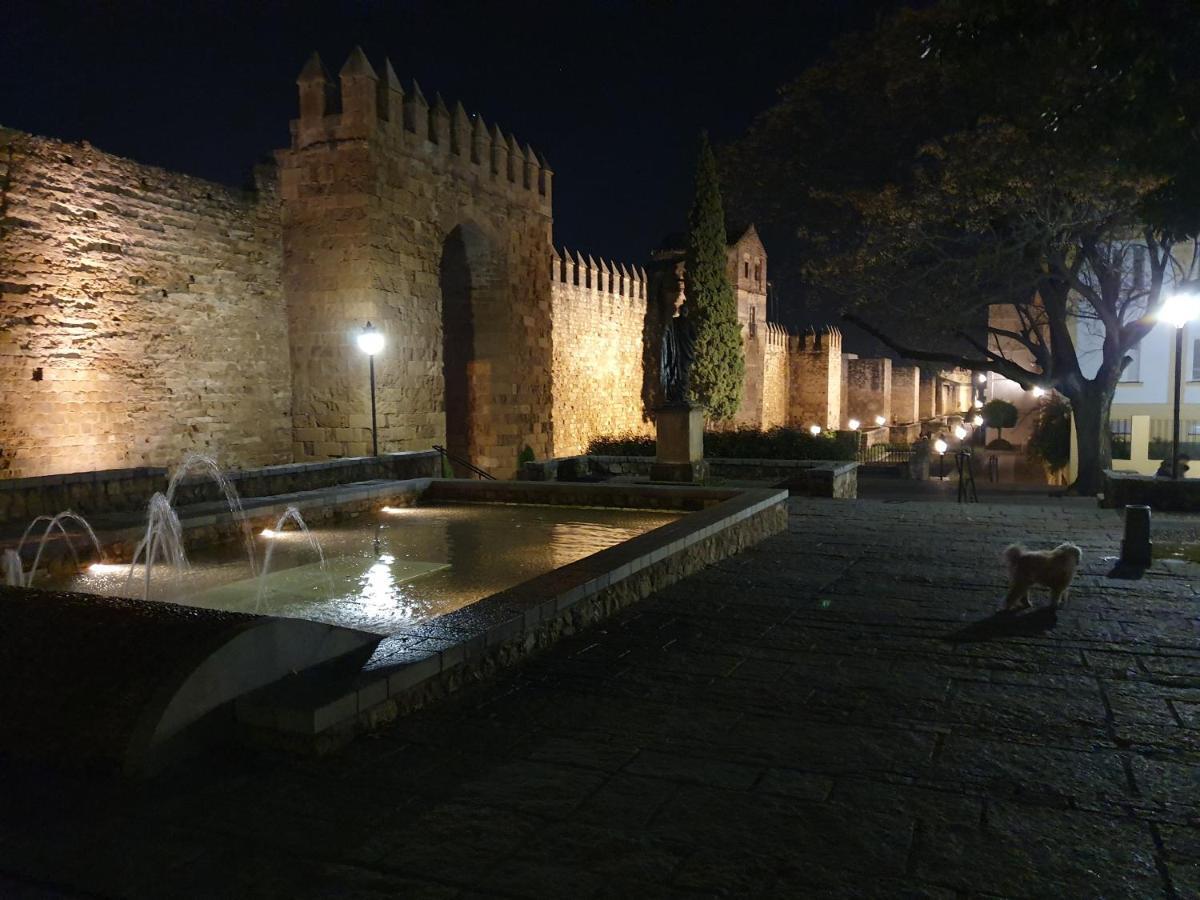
48,502,681,635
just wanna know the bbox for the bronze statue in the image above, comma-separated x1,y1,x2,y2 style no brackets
660,305,697,406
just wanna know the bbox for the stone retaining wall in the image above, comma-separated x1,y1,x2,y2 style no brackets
0,451,438,525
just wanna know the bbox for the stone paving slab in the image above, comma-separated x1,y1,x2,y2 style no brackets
0,497,1197,897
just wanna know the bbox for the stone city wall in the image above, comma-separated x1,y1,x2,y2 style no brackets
846,357,892,426
787,328,843,430
0,129,290,480
760,324,789,429
549,250,652,458
890,364,921,425
278,50,554,477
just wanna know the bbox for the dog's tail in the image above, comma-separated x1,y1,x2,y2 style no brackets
1003,544,1024,574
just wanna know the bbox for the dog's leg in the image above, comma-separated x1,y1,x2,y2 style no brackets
1004,582,1029,611
1052,586,1069,608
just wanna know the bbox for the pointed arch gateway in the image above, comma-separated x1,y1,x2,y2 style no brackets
440,223,496,474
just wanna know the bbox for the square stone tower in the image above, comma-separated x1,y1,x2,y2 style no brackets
277,49,555,476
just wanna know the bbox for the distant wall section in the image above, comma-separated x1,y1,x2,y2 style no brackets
549,250,652,456
0,129,290,480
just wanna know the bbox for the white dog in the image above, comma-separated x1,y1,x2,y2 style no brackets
1003,543,1082,611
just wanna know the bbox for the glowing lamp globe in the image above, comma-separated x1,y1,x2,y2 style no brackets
1161,291,1200,329
954,425,967,440
977,373,986,384
1032,386,1046,398
809,424,822,436
973,398,983,409
874,415,886,426
934,438,948,454
847,418,861,431
357,322,385,356
972,414,983,427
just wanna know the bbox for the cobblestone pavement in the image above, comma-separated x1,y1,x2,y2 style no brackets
1,498,1198,898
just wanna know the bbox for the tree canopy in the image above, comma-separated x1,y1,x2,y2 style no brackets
723,0,1200,492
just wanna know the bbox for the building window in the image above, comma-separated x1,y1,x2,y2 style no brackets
1192,338,1200,381
743,260,750,278
750,305,757,338
1120,345,1140,382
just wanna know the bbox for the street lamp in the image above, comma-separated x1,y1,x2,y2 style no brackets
1160,290,1200,479
954,424,967,441
809,424,822,436
356,321,385,457
934,437,948,479
847,418,861,431
874,415,886,427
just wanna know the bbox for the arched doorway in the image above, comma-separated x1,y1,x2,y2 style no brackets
439,224,492,473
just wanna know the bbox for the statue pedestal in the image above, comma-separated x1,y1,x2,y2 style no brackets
651,404,707,483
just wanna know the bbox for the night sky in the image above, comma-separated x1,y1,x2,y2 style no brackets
2,0,897,296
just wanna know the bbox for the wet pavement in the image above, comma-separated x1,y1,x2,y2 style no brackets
1,496,1198,898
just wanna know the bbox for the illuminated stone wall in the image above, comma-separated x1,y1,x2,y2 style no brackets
761,325,789,429
548,252,653,457
847,357,893,425
890,364,921,424
788,328,844,430
277,51,554,476
0,129,289,480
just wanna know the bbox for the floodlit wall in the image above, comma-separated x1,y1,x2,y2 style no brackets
548,251,652,457
0,129,290,479
846,357,892,426
278,51,555,476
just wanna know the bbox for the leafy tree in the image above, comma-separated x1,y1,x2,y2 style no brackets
1027,395,1072,473
685,133,745,420
724,0,1200,494
982,399,1018,446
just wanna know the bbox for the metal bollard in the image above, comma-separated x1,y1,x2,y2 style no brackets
1120,505,1152,567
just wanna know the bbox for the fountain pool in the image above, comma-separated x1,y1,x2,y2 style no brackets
44,502,680,635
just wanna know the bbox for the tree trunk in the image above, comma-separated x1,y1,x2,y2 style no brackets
1065,382,1114,496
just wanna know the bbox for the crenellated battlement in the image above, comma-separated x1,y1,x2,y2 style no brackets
789,325,842,354
550,247,647,303
291,48,552,211
759,321,785,348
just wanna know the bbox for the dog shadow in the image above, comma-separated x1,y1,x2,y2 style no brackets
943,605,1058,643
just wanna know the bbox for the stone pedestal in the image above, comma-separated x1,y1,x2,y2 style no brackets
651,404,707,483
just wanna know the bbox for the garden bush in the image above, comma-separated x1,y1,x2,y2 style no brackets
587,426,857,461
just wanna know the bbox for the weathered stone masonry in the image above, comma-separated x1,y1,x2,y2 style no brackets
0,128,289,480
0,48,948,481
279,49,555,475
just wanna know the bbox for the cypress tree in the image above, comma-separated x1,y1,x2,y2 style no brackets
684,133,744,420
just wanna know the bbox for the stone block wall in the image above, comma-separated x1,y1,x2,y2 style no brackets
919,372,938,420
890,365,921,424
761,325,789,429
846,358,893,426
0,129,290,480
549,251,652,457
277,51,554,477
788,328,843,430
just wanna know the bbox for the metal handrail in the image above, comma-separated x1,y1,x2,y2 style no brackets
433,445,495,480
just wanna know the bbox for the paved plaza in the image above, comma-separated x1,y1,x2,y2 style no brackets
1,496,1198,898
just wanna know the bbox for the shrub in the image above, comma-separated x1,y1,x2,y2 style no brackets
517,444,536,467
982,399,1019,443
1026,396,1071,472
586,426,856,461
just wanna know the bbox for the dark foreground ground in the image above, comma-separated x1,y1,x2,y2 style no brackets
1,496,1198,898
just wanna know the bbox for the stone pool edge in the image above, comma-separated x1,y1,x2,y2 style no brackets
235,485,788,751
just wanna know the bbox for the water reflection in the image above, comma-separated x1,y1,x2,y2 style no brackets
49,503,679,635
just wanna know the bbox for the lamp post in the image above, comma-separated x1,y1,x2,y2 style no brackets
934,437,948,479
1160,291,1200,479
356,321,385,457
